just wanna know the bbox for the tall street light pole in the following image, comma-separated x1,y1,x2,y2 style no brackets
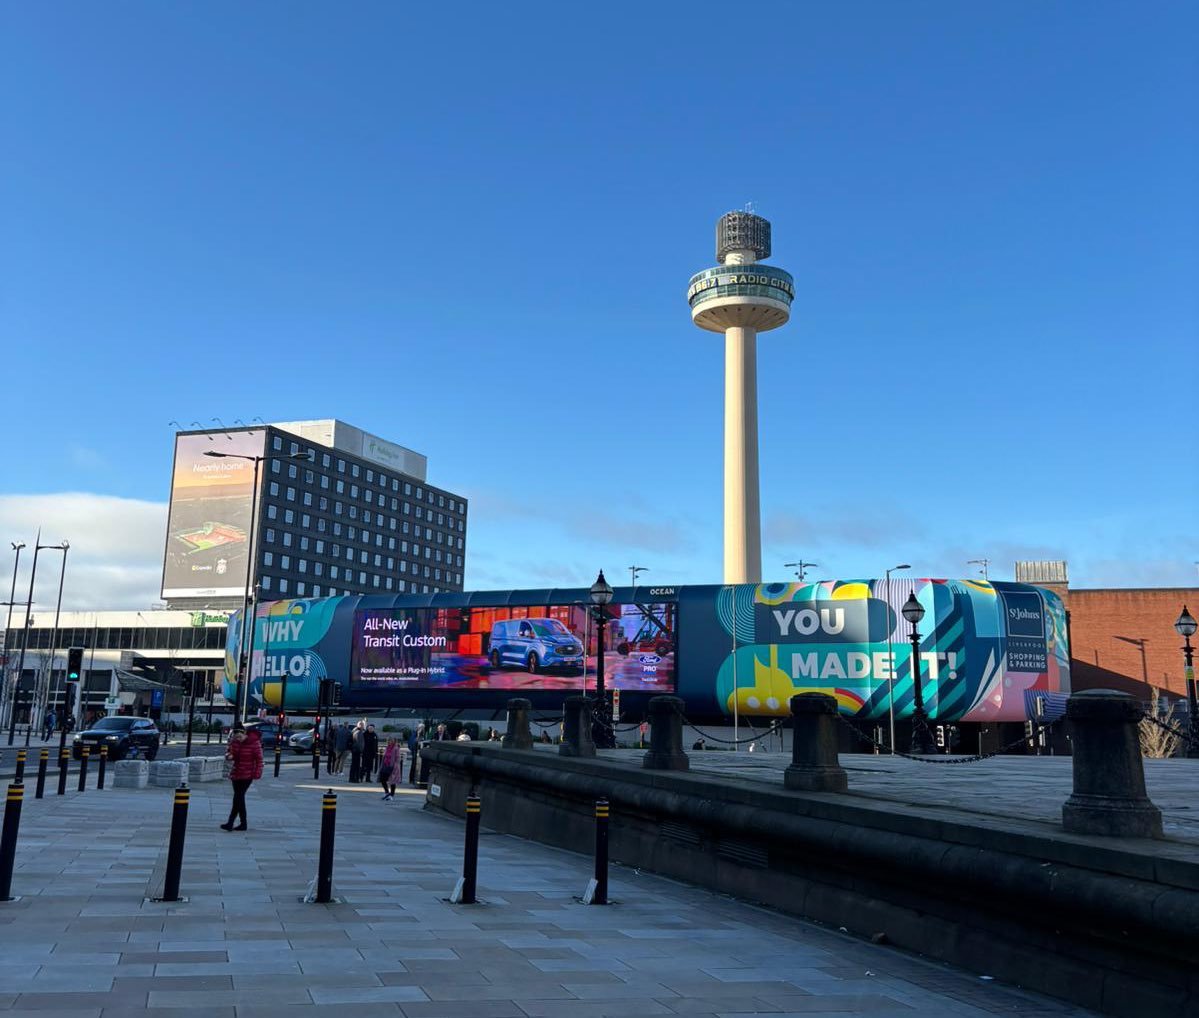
1175,605,1197,758
884,564,911,753
33,541,69,746
903,591,934,754
8,530,44,745
784,560,819,582
2,542,24,734
590,570,615,749
204,449,308,726
968,558,990,581
629,566,648,594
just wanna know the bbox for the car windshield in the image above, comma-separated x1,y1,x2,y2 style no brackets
91,718,136,731
530,620,569,637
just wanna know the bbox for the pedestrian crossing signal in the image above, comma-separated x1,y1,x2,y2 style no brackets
67,647,84,682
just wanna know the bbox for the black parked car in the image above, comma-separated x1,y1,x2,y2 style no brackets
242,720,293,751
72,716,160,760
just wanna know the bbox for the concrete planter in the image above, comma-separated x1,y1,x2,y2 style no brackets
149,760,188,787
111,759,149,789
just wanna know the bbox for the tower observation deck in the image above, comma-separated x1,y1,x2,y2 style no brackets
687,211,794,584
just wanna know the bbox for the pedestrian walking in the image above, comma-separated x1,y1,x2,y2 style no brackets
363,724,379,782
349,720,365,782
407,723,424,784
221,724,264,831
42,707,56,741
335,721,351,773
379,737,400,800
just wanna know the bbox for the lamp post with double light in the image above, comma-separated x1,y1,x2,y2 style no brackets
902,591,934,755
784,561,819,582
1175,605,1197,758
590,570,615,749
8,535,68,745
204,448,309,725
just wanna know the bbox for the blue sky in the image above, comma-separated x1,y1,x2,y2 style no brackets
1,1,1196,606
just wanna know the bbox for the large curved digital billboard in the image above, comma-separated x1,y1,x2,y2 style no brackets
226,578,1068,723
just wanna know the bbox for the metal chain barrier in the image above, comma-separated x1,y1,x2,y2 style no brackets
832,711,1063,764
682,716,789,746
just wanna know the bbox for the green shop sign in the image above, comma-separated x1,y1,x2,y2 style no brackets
190,612,230,627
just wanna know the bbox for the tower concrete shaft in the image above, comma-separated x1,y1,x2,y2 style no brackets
724,326,761,583
688,212,794,584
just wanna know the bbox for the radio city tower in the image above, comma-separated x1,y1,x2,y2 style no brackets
687,210,794,584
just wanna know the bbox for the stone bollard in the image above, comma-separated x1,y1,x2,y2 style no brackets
501,698,534,750
784,693,848,792
150,760,189,788
112,759,149,789
1061,690,1163,839
642,696,689,771
560,696,597,758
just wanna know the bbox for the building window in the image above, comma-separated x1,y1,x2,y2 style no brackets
271,459,281,474
298,559,307,573
330,566,339,579
282,532,293,547
337,459,345,474
285,486,296,502
359,571,367,583
359,551,368,564
404,482,412,495
269,481,279,496
403,502,410,515
322,453,331,468
385,577,393,591
372,575,381,588
303,492,312,507
334,502,343,516
438,495,445,508
284,509,295,524
301,514,310,528
263,552,273,566
299,536,309,551
266,504,278,520
403,521,410,535
351,464,360,478
317,518,327,532
366,469,374,483
350,484,359,499
288,463,298,480
265,528,276,543
320,474,329,490
297,581,306,596
348,505,358,520
319,496,328,511
279,578,289,594
261,575,273,590
315,540,325,554
272,436,282,451
280,556,291,570
312,584,321,597
398,579,406,592
314,562,323,576
416,506,423,520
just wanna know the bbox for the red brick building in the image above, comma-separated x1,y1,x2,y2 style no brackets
1016,562,1196,702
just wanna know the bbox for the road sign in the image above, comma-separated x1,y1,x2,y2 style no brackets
151,689,164,708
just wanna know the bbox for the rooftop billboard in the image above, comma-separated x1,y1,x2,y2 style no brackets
161,429,265,599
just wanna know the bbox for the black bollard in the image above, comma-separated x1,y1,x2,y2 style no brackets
97,745,108,790
274,742,282,778
452,794,481,904
560,697,597,758
14,750,26,783
57,750,69,796
34,749,48,800
642,696,690,771
501,699,534,749
584,798,609,905
311,742,320,781
0,781,23,901
77,747,89,792
784,693,849,792
1062,690,1163,838
315,790,336,903
156,783,190,902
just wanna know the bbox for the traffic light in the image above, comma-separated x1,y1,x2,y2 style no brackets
277,711,285,728
66,647,83,682
319,679,340,706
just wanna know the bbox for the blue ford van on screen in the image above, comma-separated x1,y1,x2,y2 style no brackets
488,618,584,673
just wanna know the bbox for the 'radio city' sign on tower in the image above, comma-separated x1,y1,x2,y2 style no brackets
687,211,794,584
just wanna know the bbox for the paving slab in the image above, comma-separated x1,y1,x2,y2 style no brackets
0,771,1096,1017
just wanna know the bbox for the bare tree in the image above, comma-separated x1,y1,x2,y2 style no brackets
1139,688,1183,759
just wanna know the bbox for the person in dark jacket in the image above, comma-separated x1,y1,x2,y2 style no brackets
349,721,365,782
407,723,424,785
221,725,264,831
362,724,379,783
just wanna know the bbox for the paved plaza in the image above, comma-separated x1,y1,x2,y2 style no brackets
0,768,1097,1017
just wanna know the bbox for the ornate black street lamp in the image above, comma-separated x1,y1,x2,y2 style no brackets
902,592,934,754
590,570,615,749
1175,605,1197,758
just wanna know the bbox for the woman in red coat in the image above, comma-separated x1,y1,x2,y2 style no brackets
221,725,264,831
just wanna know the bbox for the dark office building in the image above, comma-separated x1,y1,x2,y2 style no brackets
162,419,468,610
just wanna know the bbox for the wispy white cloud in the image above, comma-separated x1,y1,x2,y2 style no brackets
0,493,167,610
